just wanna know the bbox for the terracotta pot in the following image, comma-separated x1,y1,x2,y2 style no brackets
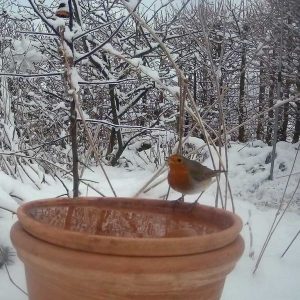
11,197,244,300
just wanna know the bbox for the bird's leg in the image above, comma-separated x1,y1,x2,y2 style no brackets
171,194,184,205
193,191,204,205
187,192,204,212
164,185,171,201
178,194,185,202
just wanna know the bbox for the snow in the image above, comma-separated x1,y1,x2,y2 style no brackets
127,57,143,67
256,42,264,56
62,41,73,59
216,67,222,80
70,67,81,92
0,141,300,300
123,0,140,10
100,45,177,96
166,85,180,96
140,65,160,80
102,43,123,56
63,26,74,42
4,38,46,72
48,18,66,29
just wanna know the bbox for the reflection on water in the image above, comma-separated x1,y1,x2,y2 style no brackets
29,206,221,238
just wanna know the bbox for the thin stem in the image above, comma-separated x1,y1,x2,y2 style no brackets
0,250,28,296
72,91,117,197
269,107,279,180
0,72,62,78
73,17,125,41
0,206,16,214
79,118,168,131
253,144,300,273
281,229,300,258
75,7,138,65
70,99,79,197
133,164,167,197
177,78,187,154
59,24,80,197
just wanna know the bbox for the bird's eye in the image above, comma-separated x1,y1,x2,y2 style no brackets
177,158,182,163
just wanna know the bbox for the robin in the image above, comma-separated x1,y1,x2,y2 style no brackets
167,154,224,203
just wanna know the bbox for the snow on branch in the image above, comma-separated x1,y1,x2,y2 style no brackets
77,119,167,132
101,43,178,97
77,78,138,85
75,8,137,65
72,16,125,41
0,72,63,78
27,0,63,36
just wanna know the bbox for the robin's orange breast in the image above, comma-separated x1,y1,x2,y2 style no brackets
168,168,194,194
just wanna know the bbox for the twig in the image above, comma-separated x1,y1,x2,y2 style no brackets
80,178,100,184
12,136,70,154
78,78,138,85
54,174,70,198
133,164,167,197
245,210,255,259
79,125,101,180
0,206,16,214
227,95,299,137
16,157,40,189
0,152,72,174
281,229,300,258
0,247,28,297
165,185,171,200
276,172,300,179
253,145,300,273
73,87,117,197
73,16,125,41
55,193,69,198
78,118,167,131
10,194,24,202
17,31,57,36
75,3,140,65
177,78,187,153
269,107,279,180
80,182,106,197
0,72,62,78
59,26,80,197
144,174,168,193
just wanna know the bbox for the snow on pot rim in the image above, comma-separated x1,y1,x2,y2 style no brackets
16,197,243,257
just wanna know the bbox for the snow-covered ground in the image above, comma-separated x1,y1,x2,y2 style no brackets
0,141,299,300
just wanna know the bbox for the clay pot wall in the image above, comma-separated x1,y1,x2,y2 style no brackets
11,197,244,300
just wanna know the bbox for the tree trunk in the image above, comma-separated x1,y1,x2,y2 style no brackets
278,82,290,141
238,43,247,142
292,59,300,143
70,99,79,196
265,72,275,145
202,66,208,107
292,75,300,143
256,60,265,140
292,102,300,143
292,103,300,143
106,84,123,165
193,56,197,103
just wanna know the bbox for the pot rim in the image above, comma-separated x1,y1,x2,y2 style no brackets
17,197,243,257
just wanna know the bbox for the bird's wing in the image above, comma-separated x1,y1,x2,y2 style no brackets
186,159,221,181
